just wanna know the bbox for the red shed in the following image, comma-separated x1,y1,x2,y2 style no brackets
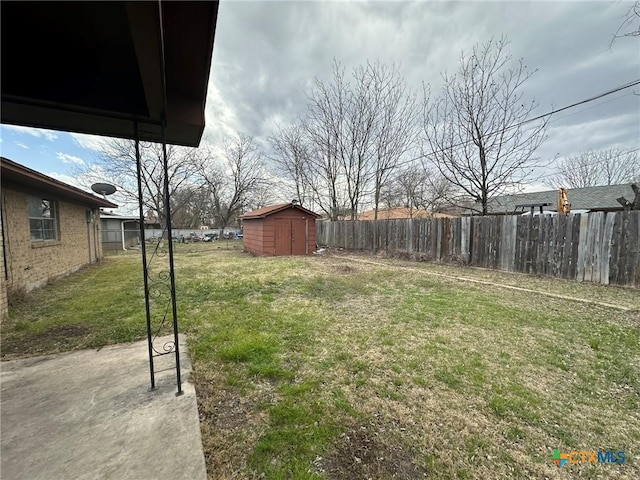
240,203,321,256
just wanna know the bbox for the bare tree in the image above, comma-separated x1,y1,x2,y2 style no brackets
382,163,457,214
268,123,312,206
369,62,421,219
546,148,640,188
76,139,206,228
611,1,640,45
302,60,421,219
303,62,349,220
246,181,275,212
338,62,378,220
422,36,548,215
203,134,269,231
170,185,212,228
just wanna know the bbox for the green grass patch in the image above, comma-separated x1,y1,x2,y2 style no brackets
2,257,146,356
2,248,639,479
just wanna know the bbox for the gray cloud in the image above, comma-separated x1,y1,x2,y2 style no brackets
204,0,639,182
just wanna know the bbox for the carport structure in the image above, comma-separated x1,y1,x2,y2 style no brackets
1,1,219,394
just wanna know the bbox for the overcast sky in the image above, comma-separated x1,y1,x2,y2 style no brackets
1,0,639,195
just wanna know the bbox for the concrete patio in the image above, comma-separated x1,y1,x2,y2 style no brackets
1,335,206,480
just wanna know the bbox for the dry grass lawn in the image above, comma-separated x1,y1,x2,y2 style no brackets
3,242,639,479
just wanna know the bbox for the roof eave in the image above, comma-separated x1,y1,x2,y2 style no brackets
0,1,219,147
1,157,118,208
240,204,322,220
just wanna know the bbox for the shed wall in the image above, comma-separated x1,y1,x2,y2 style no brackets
242,207,317,256
242,218,264,255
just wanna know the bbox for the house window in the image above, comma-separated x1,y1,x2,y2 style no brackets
28,197,58,241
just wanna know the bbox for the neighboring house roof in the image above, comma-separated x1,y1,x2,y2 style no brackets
358,207,455,220
1,157,118,208
482,184,636,214
240,203,321,220
358,207,432,220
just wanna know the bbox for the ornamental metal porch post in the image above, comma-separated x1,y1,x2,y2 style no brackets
134,120,183,396
135,123,156,391
132,2,183,396
161,115,183,396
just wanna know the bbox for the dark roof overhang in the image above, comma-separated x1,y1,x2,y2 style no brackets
1,1,218,147
1,157,118,208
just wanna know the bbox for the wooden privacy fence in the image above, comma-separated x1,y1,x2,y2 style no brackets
316,211,640,287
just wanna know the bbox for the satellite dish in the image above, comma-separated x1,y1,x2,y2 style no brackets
91,183,117,196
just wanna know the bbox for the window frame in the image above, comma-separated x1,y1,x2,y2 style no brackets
28,196,60,242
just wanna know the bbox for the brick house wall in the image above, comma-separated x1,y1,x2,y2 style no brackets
2,187,102,298
0,216,7,322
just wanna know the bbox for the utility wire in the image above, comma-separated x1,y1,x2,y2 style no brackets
397,78,640,169
518,78,640,126
547,92,634,125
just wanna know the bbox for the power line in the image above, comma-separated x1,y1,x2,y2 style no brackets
398,78,640,169
518,78,640,126
547,92,634,125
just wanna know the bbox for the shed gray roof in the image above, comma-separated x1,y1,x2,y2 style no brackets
483,184,636,214
100,212,140,221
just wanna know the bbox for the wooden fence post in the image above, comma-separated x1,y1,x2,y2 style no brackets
315,212,639,286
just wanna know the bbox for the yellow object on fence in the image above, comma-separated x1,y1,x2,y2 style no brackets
558,188,570,214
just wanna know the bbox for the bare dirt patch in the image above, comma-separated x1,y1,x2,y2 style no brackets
333,264,357,275
37,323,91,339
192,367,273,480
321,420,428,479
1,324,92,359
326,248,640,310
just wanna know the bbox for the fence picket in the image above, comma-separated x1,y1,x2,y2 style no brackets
316,212,639,286
576,214,589,281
